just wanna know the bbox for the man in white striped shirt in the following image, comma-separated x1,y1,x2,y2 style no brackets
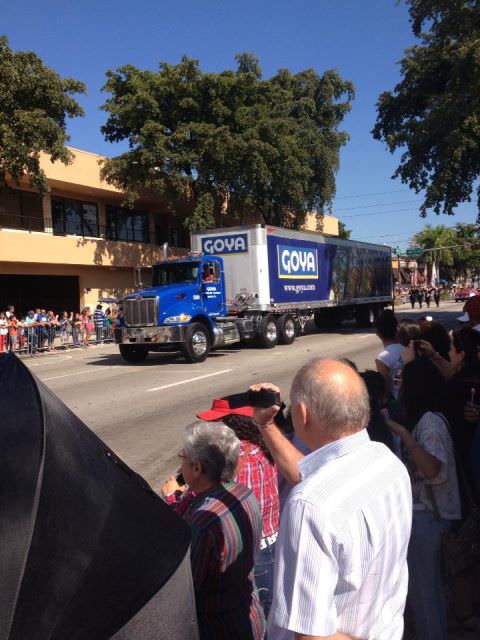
251,359,412,640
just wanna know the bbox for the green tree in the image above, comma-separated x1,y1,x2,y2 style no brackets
338,220,351,239
100,54,354,229
412,224,456,267
0,36,86,193
373,1,480,218
452,222,480,278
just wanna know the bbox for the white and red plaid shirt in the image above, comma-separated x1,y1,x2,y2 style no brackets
238,441,279,538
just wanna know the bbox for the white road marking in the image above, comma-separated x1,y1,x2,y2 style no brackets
358,334,375,340
26,355,73,367
42,367,111,381
147,369,233,392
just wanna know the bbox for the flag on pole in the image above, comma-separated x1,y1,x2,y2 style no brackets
431,261,437,287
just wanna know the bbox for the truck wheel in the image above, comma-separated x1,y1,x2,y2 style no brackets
182,323,211,363
256,315,279,349
278,314,296,345
119,344,149,363
356,305,376,329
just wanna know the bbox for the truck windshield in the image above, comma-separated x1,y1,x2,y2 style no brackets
152,262,200,286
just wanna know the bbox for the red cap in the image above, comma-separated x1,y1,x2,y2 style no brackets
196,398,254,421
463,295,480,321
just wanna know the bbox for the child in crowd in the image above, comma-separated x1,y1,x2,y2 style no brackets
0,312,8,352
59,311,70,348
8,314,18,351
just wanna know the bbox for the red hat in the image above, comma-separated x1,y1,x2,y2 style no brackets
458,295,480,322
196,398,254,421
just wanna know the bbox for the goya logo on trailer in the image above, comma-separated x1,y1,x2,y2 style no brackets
202,233,248,255
277,244,318,279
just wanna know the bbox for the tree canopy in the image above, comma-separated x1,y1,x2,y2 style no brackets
373,1,480,219
0,36,86,193
100,54,354,230
412,224,457,266
338,221,351,238
412,222,480,277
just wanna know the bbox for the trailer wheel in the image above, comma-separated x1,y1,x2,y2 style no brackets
356,305,376,329
182,323,211,363
256,315,279,349
119,344,149,363
278,314,296,345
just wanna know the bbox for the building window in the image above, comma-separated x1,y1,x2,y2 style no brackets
106,205,149,243
0,188,43,231
155,222,187,247
52,197,99,237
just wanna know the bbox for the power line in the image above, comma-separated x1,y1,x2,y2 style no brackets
340,207,420,219
335,189,410,200
355,232,414,240
334,199,420,213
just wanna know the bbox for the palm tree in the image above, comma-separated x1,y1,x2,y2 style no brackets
411,224,457,283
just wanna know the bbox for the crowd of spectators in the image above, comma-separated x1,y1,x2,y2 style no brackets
157,297,480,640
0,304,116,353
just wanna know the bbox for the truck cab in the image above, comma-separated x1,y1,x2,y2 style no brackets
116,255,242,363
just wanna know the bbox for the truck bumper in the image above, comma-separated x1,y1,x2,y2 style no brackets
115,326,188,345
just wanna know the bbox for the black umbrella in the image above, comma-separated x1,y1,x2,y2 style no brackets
0,353,198,640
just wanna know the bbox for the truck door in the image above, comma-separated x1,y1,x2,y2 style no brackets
200,260,225,316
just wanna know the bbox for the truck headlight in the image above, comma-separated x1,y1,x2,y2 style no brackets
164,314,192,323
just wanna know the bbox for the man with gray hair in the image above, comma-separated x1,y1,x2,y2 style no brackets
251,358,412,640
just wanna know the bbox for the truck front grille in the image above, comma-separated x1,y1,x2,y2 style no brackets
123,297,158,326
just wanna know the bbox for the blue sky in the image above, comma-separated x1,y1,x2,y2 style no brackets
3,0,476,248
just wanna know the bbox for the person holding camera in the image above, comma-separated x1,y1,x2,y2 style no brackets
250,358,412,640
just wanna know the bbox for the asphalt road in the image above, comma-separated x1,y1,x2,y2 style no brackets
22,301,465,492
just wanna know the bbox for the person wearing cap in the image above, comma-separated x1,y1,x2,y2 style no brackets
196,396,280,620
457,294,480,331
161,421,265,640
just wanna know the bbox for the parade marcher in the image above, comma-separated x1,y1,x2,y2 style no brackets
434,287,441,307
417,288,424,308
425,288,432,308
409,288,417,309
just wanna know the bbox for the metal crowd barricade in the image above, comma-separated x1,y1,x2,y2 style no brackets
4,319,116,357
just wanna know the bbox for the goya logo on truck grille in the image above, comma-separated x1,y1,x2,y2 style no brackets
277,244,318,279
202,233,248,255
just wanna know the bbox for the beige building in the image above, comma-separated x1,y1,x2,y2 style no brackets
0,147,339,314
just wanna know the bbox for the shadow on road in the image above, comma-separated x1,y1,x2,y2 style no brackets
86,345,243,366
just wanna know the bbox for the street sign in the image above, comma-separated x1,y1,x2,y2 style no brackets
406,248,423,256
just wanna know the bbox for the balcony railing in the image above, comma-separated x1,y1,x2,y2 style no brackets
0,212,45,233
0,212,189,250
0,213,152,244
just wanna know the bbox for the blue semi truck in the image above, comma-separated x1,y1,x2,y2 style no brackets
115,225,392,363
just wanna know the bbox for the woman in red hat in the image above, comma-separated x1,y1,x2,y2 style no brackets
162,396,279,622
